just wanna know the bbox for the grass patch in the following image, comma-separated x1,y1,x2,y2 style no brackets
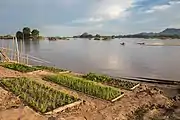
0,62,39,73
0,77,79,113
83,73,138,90
44,74,123,101
35,65,67,73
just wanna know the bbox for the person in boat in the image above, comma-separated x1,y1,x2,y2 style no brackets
120,42,125,45
137,42,145,45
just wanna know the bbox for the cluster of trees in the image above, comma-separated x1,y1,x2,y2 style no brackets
16,27,40,40
79,32,93,38
73,28,180,40
73,32,116,40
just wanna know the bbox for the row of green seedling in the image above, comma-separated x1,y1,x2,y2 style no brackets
0,77,80,113
0,62,67,73
82,73,139,90
35,65,68,73
0,62,39,73
43,74,123,101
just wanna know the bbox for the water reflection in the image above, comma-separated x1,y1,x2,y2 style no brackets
2,38,180,80
15,39,40,54
32,39,39,52
24,40,31,53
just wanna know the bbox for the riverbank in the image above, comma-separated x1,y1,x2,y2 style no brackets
0,35,13,39
0,63,179,120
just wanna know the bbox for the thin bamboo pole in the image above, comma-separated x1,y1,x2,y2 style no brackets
0,47,50,63
8,39,11,60
1,38,4,62
11,54,44,64
22,37,26,64
15,37,20,63
13,37,16,61
20,39,23,63
11,37,14,60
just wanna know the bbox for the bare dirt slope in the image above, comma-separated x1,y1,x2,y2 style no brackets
0,87,21,111
0,66,23,78
55,85,174,120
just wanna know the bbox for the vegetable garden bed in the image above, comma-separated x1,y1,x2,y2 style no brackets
0,62,39,73
0,77,80,113
43,74,123,101
34,65,69,73
82,73,139,90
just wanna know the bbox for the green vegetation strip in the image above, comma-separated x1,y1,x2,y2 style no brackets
0,63,39,73
35,65,67,73
83,73,138,90
0,63,68,73
44,74,123,101
0,77,79,113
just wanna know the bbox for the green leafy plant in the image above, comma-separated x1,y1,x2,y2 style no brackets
83,72,111,82
1,77,79,113
83,73,138,90
44,74,123,101
35,65,67,73
0,63,39,73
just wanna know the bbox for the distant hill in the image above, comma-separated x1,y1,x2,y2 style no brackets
135,32,156,36
130,28,180,38
137,28,180,36
159,28,180,36
73,28,180,39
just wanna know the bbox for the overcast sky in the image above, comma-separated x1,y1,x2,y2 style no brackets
1,0,180,36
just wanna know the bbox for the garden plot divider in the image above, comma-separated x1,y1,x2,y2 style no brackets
130,83,140,90
0,77,82,114
44,74,124,102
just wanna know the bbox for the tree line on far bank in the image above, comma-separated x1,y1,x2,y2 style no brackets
73,31,180,40
16,27,40,40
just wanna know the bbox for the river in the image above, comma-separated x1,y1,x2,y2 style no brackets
1,38,180,81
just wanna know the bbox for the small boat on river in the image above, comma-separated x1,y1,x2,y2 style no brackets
137,42,145,45
120,42,125,45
